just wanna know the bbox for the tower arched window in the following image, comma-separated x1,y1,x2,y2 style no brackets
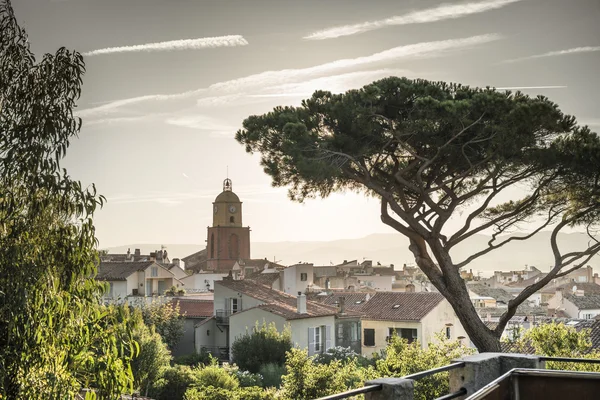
229,234,239,259
210,233,215,258
230,216,235,223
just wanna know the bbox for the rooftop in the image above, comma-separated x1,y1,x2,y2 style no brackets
565,294,600,310
97,261,155,281
171,299,213,318
468,283,516,304
353,292,445,321
216,279,360,320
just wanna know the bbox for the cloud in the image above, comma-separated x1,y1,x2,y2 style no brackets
77,34,500,120
83,35,249,56
304,0,521,40
164,114,240,134
210,34,501,92
503,46,600,63
495,85,567,90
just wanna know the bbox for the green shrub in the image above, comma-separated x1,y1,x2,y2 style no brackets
184,386,277,400
259,362,286,388
231,322,292,373
194,364,239,390
148,364,197,400
174,350,212,367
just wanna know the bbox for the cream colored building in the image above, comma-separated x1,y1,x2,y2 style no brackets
97,261,184,302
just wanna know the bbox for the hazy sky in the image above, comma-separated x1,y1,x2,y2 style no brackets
11,0,600,248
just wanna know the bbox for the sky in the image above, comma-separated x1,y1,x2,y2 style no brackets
11,0,600,248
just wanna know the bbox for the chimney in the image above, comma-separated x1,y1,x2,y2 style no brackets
297,292,307,314
134,248,141,257
173,258,181,269
339,296,346,315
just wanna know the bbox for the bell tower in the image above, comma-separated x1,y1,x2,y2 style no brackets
206,179,251,271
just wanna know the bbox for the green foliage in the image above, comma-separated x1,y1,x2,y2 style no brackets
0,1,136,398
149,364,197,400
314,346,374,367
259,362,286,388
183,386,277,400
223,363,264,387
139,300,185,350
130,318,172,396
280,348,365,400
231,322,293,373
194,364,239,391
375,333,475,400
508,323,600,372
174,349,212,367
236,75,600,352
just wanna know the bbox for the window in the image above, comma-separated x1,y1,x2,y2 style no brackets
446,327,451,339
300,272,307,281
315,326,321,352
108,282,114,297
388,328,418,343
230,216,235,223
364,328,375,346
231,298,239,313
228,234,240,259
337,324,344,339
151,267,158,277
210,233,215,258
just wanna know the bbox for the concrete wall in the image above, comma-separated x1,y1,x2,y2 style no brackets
282,264,314,295
229,308,287,346
360,320,422,356
420,300,469,346
173,318,201,357
195,318,227,353
181,272,227,290
213,282,264,314
578,307,600,319
289,315,335,352
358,275,393,291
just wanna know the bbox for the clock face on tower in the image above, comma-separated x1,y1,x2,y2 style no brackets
229,205,237,213
213,205,218,214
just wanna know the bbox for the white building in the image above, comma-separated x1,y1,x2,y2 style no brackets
97,261,184,302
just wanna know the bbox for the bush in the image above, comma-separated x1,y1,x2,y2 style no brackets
259,362,286,388
231,322,292,373
131,322,172,396
149,364,198,400
314,346,373,367
174,350,212,367
184,386,277,400
139,300,185,350
235,369,264,387
195,364,239,390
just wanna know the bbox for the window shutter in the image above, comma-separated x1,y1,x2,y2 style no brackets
325,325,332,350
308,327,315,356
225,298,231,313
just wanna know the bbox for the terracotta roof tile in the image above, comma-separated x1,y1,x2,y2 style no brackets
171,299,213,318
216,280,359,320
354,292,445,321
565,294,600,310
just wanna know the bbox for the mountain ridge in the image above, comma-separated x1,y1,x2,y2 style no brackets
103,232,599,277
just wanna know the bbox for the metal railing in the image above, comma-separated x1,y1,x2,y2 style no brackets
199,345,229,360
215,309,234,324
314,361,466,400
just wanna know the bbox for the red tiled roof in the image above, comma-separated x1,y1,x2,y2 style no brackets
354,292,445,321
171,299,213,318
216,280,360,320
245,271,280,286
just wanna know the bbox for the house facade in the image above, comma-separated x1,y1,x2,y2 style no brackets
97,261,183,302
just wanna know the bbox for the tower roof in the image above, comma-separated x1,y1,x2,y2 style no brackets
214,178,240,203
215,190,240,203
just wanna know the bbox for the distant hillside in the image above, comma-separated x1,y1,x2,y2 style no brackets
104,232,599,277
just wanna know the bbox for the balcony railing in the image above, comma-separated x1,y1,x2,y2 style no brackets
314,354,600,400
316,362,466,400
199,345,229,361
215,309,236,324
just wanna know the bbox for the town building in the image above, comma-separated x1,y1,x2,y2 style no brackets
170,299,213,357
547,283,600,319
96,261,184,302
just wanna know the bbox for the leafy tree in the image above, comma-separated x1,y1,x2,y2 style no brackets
0,1,136,398
149,364,198,400
174,349,212,367
139,300,185,350
259,362,286,388
508,322,600,372
194,362,239,391
375,333,475,400
231,322,292,373
236,76,600,352
130,320,172,396
280,348,365,400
